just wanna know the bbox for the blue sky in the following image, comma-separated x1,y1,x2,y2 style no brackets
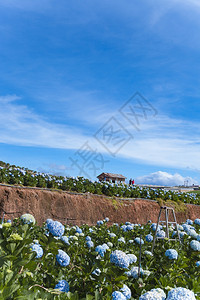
0,0,200,185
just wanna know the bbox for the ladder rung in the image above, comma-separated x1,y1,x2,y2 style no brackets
159,221,177,224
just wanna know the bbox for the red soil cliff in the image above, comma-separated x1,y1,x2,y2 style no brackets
0,185,199,226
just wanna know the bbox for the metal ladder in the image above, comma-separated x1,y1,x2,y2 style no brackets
151,206,181,253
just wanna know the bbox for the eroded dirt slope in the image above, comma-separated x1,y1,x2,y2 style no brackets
0,185,199,225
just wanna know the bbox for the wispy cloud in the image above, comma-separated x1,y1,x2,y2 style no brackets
1,94,200,175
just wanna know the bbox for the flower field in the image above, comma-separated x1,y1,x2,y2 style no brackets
0,214,200,299
0,161,200,205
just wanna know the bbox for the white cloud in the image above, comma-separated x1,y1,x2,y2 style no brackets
135,171,198,186
1,95,200,175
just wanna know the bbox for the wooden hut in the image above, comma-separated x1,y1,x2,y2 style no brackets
97,172,126,184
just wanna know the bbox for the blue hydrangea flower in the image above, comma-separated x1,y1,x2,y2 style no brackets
121,225,127,232
112,291,126,300
126,225,134,231
128,239,134,244
97,220,103,226
21,213,36,225
46,220,65,237
145,234,153,242
92,268,101,276
95,244,108,257
190,240,200,251
187,229,198,239
110,250,130,269
165,249,178,260
196,261,200,267
56,249,70,267
60,236,70,245
134,237,144,245
30,243,43,258
127,254,137,264
151,223,162,231
166,287,196,300
105,217,109,222
86,240,94,248
194,218,200,225
7,219,12,223
118,237,126,243
76,226,82,234
139,288,166,300
156,230,166,238
129,266,143,279
180,232,186,238
85,236,91,241
120,284,131,299
54,280,69,293
186,219,193,225
89,228,94,233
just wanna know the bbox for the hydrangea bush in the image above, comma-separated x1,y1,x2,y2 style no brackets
0,213,200,299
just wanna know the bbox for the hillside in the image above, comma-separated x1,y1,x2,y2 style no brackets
1,184,200,226
0,161,200,204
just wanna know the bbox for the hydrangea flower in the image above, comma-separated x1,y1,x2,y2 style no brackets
118,237,126,243
60,236,70,245
86,240,94,248
145,234,153,242
95,244,108,257
126,225,134,231
139,288,166,300
120,284,131,299
107,242,113,248
128,266,143,279
179,232,186,239
144,250,153,256
110,250,130,269
109,233,116,238
121,225,127,232
112,291,126,300
196,261,200,267
134,237,144,245
186,219,193,225
76,226,82,234
165,249,178,260
127,253,137,264
92,268,101,276
166,287,196,300
194,218,200,225
105,217,109,222
190,240,200,251
85,236,91,241
54,280,69,293
21,213,36,225
30,243,43,259
97,220,103,226
46,220,65,237
56,250,70,267
156,230,166,238
187,229,198,239
151,223,162,231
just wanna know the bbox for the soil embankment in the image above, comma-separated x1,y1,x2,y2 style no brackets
0,185,199,225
